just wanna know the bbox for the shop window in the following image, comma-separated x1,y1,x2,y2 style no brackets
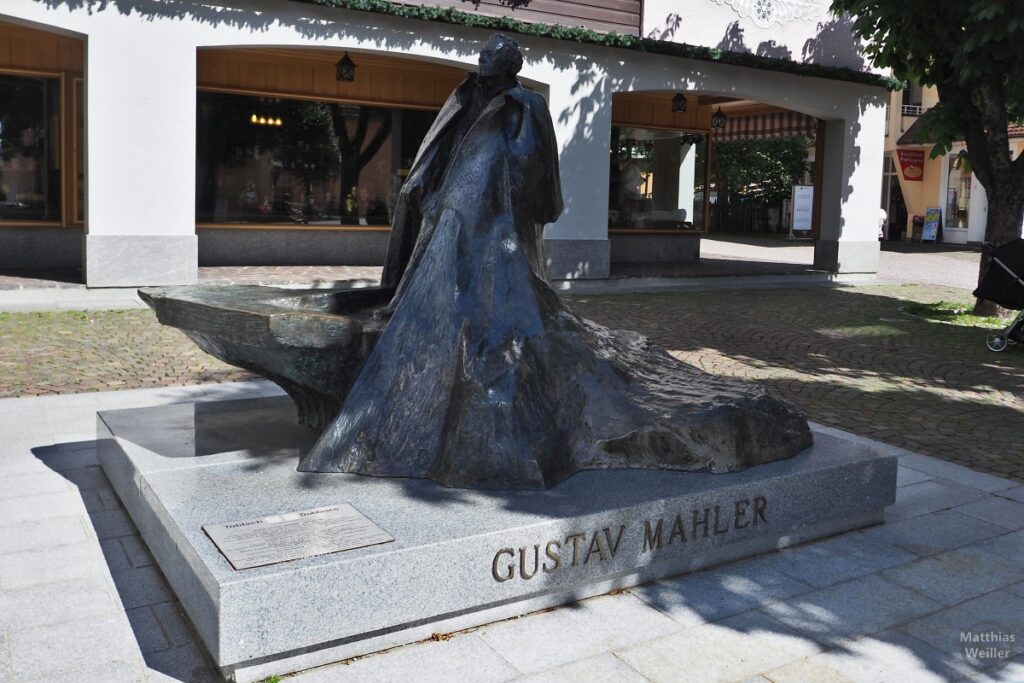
945,155,971,229
0,74,62,222
196,91,436,226
609,127,708,231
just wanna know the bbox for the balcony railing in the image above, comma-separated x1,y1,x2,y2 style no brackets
901,104,926,117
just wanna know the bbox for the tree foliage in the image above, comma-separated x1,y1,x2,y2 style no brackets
712,137,812,206
831,0,1024,311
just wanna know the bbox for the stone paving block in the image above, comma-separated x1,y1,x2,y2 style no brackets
0,451,47,477
616,608,820,683
98,486,122,510
882,546,1024,606
0,577,117,631
855,509,1010,557
121,534,155,568
28,444,100,472
516,653,647,683
898,466,934,488
0,541,108,590
7,616,140,681
756,534,917,588
901,590,1024,668
761,574,943,645
972,530,1024,564
476,593,680,674
144,643,221,683
959,655,1024,682
61,465,110,491
765,628,971,683
634,557,814,628
956,497,1024,530
294,634,520,683
1006,583,1024,600
0,472,72,500
996,486,1024,505
0,491,84,525
0,632,11,683
151,601,195,648
0,516,92,554
99,537,133,572
89,508,137,540
110,565,174,610
81,488,105,512
897,454,1017,493
126,606,172,655
886,481,990,521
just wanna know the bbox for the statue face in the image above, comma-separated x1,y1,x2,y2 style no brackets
478,37,505,77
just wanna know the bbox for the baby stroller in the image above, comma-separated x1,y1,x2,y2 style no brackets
973,239,1024,352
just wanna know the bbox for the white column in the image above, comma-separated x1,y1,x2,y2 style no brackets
540,65,612,279
814,99,886,273
84,28,198,287
678,143,697,217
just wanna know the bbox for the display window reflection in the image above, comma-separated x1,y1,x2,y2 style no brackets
196,91,436,226
944,155,971,229
0,74,61,222
609,127,708,231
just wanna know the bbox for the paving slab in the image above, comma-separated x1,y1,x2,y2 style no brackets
5,615,142,681
886,480,991,521
514,652,648,683
633,556,814,627
476,594,680,675
765,628,973,683
0,576,118,632
882,546,1024,606
761,574,943,644
996,486,1024,505
0,541,109,590
956,497,1024,530
615,609,820,683
0,515,93,554
972,530,1024,564
293,634,520,683
854,509,1012,557
898,466,935,488
901,590,1024,669
752,534,917,588
897,455,1018,493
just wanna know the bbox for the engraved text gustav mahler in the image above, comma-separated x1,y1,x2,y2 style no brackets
491,496,768,582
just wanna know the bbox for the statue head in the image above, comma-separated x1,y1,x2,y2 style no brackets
478,34,523,78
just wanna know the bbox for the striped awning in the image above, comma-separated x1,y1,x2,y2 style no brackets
712,111,819,142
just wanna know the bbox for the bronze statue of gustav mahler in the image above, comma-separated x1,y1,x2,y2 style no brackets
296,34,812,488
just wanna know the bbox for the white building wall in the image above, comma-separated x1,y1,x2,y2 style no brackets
643,0,883,73
2,0,886,283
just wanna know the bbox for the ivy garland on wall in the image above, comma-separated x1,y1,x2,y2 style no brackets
297,0,903,90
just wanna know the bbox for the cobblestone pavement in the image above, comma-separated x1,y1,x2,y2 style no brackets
2,282,1022,480
0,310,253,396
569,284,1024,481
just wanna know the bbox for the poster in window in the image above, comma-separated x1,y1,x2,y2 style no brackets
791,185,814,232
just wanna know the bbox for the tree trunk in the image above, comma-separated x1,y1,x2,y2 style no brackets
973,182,1024,316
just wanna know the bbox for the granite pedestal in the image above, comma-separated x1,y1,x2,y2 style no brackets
97,396,896,682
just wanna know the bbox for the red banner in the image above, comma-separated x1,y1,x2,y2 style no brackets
897,149,925,181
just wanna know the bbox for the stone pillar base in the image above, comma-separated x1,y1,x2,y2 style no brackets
84,235,198,287
814,239,880,274
544,238,610,280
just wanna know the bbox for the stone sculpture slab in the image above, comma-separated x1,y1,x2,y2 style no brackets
141,34,812,490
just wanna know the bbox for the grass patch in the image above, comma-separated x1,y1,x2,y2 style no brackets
903,301,1007,328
